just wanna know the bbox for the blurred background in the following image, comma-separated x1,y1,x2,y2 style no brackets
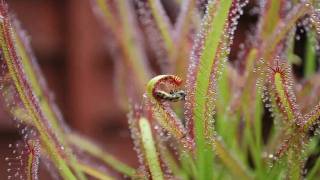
0,0,138,176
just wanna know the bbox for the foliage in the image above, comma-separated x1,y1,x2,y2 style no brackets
1,0,320,179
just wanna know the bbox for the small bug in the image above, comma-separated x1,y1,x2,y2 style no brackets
154,90,186,102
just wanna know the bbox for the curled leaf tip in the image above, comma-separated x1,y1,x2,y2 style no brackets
147,75,184,102
145,75,194,151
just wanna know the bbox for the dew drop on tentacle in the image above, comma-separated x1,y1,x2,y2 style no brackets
127,104,150,178
5,136,40,180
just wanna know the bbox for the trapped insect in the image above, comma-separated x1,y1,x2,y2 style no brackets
154,90,186,102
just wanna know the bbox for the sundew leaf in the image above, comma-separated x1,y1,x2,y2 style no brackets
145,75,200,178
263,59,308,170
255,3,311,94
25,139,40,180
184,1,232,179
139,117,164,180
0,2,77,179
128,104,170,179
262,59,319,178
12,17,87,180
6,138,40,180
12,18,66,140
146,75,193,151
128,105,149,178
228,2,284,170
266,59,302,124
271,100,320,179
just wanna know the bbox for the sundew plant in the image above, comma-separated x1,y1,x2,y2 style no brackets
1,0,320,179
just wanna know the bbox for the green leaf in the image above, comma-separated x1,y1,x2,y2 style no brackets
0,3,77,179
146,75,192,150
13,19,87,180
139,117,164,180
191,1,232,179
